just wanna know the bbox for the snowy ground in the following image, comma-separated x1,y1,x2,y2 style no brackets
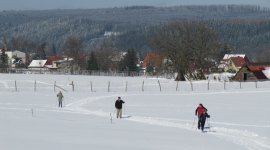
0,73,269,150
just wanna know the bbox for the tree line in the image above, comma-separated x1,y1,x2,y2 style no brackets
1,21,221,81
1,5,270,80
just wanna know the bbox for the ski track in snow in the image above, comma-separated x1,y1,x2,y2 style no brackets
0,81,10,88
62,95,270,150
1,91,269,150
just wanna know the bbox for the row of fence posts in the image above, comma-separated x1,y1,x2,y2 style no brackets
11,79,259,92
105,80,258,92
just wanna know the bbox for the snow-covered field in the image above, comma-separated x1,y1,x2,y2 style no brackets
0,73,269,150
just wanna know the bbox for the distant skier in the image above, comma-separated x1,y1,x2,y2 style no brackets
57,91,64,108
198,110,210,131
195,103,208,129
115,97,125,118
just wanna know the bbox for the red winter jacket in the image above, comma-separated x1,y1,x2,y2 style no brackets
195,106,207,117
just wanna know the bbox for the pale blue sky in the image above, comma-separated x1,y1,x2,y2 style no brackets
0,0,269,10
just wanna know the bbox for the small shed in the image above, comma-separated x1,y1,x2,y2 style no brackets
6,50,26,67
232,63,270,81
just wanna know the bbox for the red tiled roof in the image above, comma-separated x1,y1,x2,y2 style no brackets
248,66,265,71
230,57,246,68
45,56,64,65
247,64,270,72
253,71,267,79
247,63,270,79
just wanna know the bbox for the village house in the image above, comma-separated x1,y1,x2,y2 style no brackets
53,57,77,73
218,54,249,72
232,63,270,81
143,52,164,75
44,56,64,70
5,50,26,68
28,60,48,71
224,56,247,73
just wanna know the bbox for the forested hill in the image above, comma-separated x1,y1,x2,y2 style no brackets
1,5,270,60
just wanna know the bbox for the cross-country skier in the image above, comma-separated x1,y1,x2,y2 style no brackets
198,110,210,131
57,91,64,108
115,97,125,118
195,103,208,129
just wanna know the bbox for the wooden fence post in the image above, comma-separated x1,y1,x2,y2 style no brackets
158,80,161,92
224,80,226,90
71,81,74,92
176,81,179,91
255,80,258,88
54,81,56,92
190,81,193,91
15,80,17,92
125,81,128,92
34,80,36,92
90,81,93,92
142,80,144,92
108,81,110,92
240,81,242,89
207,80,210,91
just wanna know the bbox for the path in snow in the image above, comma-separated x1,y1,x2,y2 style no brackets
63,94,270,150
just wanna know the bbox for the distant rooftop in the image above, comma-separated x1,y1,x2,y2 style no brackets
28,60,47,68
223,54,245,60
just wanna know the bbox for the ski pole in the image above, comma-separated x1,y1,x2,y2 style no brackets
192,116,196,129
110,113,113,124
63,98,65,107
123,105,126,116
207,118,211,131
114,108,116,118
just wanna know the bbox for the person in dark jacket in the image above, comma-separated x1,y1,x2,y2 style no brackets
195,103,208,129
198,110,210,131
57,91,64,108
115,97,125,118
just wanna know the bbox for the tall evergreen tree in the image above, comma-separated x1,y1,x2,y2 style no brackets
119,49,138,75
0,51,8,69
0,36,9,70
126,49,138,72
87,51,99,71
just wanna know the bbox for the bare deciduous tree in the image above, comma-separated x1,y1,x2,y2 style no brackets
94,41,118,71
150,21,221,81
63,36,83,73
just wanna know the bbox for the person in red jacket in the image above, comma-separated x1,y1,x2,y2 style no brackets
195,103,208,129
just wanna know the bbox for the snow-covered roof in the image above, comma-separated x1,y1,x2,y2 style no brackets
218,63,226,69
13,50,25,55
28,60,47,68
262,67,270,79
223,54,245,60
